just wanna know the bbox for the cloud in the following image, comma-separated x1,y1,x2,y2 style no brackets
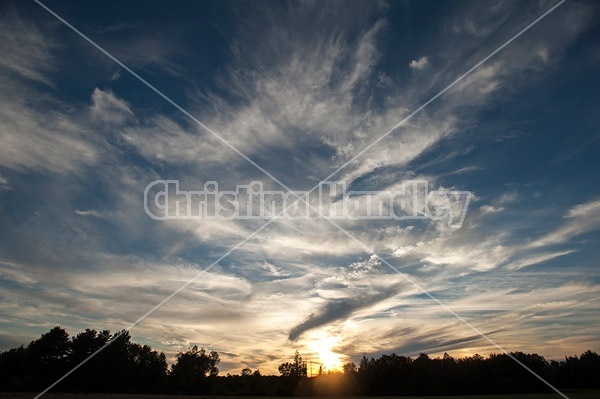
480,205,503,214
528,199,600,248
0,174,9,190
262,261,282,276
0,16,108,174
409,56,429,70
0,7,58,85
289,287,398,341
110,69,122,80
74,210,102,218
390,198,600,275
123,115,227,166
505,250,576,271
0,85,99,173
90,88,134,124
0,332,33,350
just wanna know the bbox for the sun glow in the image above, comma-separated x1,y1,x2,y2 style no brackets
310,334,344,372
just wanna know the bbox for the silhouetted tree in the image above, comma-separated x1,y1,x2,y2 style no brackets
68,329,111,392
1,326,600,395
278,350,307,377
0,345,29,390
343,362,357,375
129,342,168,393
28,326,71,389
578,350,600,388
70,329,111,364
169,345,220,394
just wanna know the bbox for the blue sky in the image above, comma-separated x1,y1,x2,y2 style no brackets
0,0,599,375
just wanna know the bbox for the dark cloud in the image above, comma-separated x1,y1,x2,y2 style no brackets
389,332,484,356
0,332,34,351
288,288,397,341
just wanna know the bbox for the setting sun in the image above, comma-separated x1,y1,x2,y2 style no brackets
310,334,344,372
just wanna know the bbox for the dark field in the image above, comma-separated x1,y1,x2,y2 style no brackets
2,392,599,399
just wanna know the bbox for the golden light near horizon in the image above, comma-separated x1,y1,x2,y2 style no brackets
308,332,344,372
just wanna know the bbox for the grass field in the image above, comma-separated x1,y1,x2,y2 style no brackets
1,391,599,399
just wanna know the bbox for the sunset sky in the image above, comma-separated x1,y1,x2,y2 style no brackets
1,0,599,376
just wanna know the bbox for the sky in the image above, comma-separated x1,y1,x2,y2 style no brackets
0,0,599,376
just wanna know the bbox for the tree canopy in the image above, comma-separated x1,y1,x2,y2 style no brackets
278,350,307,378
1,326,599,396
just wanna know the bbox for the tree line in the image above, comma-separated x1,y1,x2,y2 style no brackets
0,326,598,395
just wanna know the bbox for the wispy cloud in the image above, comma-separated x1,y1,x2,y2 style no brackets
0,6,58,85
528,199,600,248
74,209,102,218
90,88,134,124
0,174,9,190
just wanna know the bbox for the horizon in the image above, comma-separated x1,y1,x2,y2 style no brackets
1,0,599,381
5,325,599,377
